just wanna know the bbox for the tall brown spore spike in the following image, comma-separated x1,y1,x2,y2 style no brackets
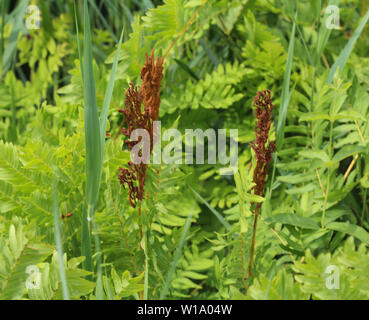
249,89,276,197
118,50,164,208
248,89,276,281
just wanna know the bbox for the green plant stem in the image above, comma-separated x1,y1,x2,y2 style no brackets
248,202,262,280
138,201,143,300
92,217,104,299
322,121,334,228
10,72,17,142
143,231,149,300
138,201,143,250
163,0,207,59
240,232,247,293
321,169,330,228
53,179,70,300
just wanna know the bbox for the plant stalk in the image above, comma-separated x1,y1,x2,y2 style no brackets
248,202,262,280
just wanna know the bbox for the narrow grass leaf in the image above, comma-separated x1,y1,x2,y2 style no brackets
52,179,70,300
88,0,118,42
81,202,92,274
328,8,369,83
99,26,124,160
276,15,296,149
82,0,102,211
189,185,231,230
174,58,199,80
93,221,104,299
81,0,105,298
143,233,149,300
74,1,83,78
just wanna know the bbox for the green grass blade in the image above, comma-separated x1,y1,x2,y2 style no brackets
276,15,296,149
88,0,118,42
82,0,102,212
74,1,83,79
189,185,231,231
99,26,124,159
160,207,194,300
78,0,124,297
52,179,70,300
79,0,92,273
81,202,92,274
92,221,104,299
94,15,125,303
292,15,313,66
327,8,369,83
81,0,105,297
174,58,199,80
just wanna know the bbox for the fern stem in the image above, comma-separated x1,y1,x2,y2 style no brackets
240,232,247,293
138,200,143,300
138,201,142,251
143,232,149,300
163,0,207,59
316,168,326,197
321,170,330,229
248,202,262,279
322,121,334,228
344,118,365,182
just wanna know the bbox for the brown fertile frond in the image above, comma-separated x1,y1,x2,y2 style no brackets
141,50,164,122
247,89,276,282
250,89,276,197
118,50,164,208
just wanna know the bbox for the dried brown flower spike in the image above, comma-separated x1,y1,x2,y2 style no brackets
248,89,276,279
250,89,276,197
118,50,164,208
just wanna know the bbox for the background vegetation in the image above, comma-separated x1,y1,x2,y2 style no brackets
0,0,369,300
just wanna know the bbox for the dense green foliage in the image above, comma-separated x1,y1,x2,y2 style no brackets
0,0,369,300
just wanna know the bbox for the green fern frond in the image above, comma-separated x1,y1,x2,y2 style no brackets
0,141,38,192
162,62,246,114
142,0,185,49
0,223,54,300
27,253,95,300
